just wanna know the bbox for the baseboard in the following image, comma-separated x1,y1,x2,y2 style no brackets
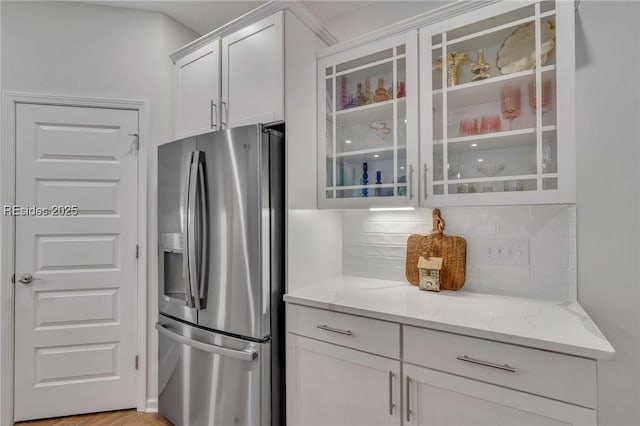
145,398,158,413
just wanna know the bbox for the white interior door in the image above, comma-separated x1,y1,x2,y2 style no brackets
13,103,139,422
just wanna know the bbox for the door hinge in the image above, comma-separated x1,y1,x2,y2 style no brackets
129,133,140,152
11,274,15,284
136,244,139,259
135,355,139,370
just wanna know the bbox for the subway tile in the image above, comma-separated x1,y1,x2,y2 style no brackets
436,207,465,224
497,223,533,238
341,207,576,302
366,211,414,222
364,221,431,234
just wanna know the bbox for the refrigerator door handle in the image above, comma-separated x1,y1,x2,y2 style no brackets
156,323,258,361
197,156,208,304
188,151,202,310
182,152,195,308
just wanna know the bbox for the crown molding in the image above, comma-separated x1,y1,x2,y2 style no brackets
169,1,338,63
316,0,501,59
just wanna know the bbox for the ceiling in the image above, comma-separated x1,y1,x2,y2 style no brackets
87,1,446,39
89,1,267,35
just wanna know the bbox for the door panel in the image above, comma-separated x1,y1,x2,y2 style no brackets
14,104,139,421
158,315,268,426
195,126,267,339
222,13,283,128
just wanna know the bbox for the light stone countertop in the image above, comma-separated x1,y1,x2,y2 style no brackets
284,275,615,360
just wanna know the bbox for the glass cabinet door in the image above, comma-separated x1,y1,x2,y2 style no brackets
422,0,572,205
319,33,417,208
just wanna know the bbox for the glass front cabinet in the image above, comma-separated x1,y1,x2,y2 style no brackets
317,0,575,208
317,32,419,208
420,0,575,206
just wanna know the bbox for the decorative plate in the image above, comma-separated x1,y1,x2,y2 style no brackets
497,21,556,75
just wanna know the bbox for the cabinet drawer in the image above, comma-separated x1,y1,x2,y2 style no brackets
287,304,400,359
404,326,597,408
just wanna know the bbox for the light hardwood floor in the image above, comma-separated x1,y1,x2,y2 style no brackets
15,409,172,425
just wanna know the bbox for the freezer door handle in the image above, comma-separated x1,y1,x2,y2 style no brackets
187,151,202,310
197,156,208,305
156,323,258,361
182,152,195,308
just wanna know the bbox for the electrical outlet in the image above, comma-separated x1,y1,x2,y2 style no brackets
484,240,529,265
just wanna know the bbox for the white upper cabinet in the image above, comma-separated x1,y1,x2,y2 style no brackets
172,12,284,137
174,41,221,138
420,0,575,206
222,12,284,129
317,32,419,209
316,0,575,208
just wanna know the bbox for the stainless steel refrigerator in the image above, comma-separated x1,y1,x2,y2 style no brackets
156,124,284,426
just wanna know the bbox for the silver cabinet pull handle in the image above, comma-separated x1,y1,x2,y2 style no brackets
456,355,516,373
388,371,395,415
316,324,352,336
210,101,218,129
156,323,257,361
423,163,429,200
406,376,412,422
408,164,415,200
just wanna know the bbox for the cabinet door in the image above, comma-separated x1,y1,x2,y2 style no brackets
317,31,419,209
287,334,401,426
221,12,284,129
420,1,575,206
403,364,596,426
174,40,221,138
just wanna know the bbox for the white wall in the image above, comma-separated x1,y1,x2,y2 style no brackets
285,11,343,291
575,2,640,425
1,0,198,410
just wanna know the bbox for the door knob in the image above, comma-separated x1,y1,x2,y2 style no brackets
18,273,36,284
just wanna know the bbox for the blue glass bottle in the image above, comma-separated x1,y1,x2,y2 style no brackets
375,171,382,197
362,162,368,197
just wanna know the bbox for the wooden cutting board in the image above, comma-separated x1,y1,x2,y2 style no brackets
405,209,467,290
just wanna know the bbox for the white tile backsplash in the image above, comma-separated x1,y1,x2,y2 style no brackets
342,205,577,301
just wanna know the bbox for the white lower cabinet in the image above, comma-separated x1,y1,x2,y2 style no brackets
286,334,401,426
403,364,596,426
286,304,599,426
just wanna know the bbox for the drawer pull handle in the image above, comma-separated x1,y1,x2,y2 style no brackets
406,376,412,422
316,324,352,336
456,355,516,373
388,371,395,415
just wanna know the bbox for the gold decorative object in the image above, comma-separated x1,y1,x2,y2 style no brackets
364,77,373,104
471,50,491,81
374,78,390,103
433,52,470,87
497,21,556,74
